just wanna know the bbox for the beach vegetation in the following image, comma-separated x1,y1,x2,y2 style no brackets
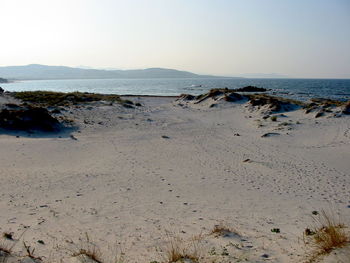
70,233,105,263
303,210,349,262
0,243,11,262
69,233,125,263
270,116,277,122
11,91,132,107
210,223,240,238
271,228,280,233
163,234,201,263
23,241,42,261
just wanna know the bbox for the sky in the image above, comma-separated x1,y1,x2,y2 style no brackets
0,0,349,78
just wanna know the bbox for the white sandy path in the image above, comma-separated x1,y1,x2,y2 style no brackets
0,97,349,262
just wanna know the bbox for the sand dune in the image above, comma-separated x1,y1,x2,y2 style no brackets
0,93,349,262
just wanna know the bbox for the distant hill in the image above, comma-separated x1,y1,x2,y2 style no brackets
239,73,289,78
0,64,218,80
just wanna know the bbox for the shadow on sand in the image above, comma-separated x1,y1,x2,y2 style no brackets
0,126,79,139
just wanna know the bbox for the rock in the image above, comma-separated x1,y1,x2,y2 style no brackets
0,87,4,93
235,86,267,92
0,106,61,132
261,132,280,137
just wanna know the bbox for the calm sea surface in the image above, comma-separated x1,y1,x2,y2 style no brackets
2,78,350,101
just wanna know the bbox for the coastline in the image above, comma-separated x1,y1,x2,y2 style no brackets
0,90,349,262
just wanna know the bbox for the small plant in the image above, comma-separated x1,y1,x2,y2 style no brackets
271,228,280,233
270,116,277,122
221,247,229,256
210,223,238,238
70,234,104,263
23,241,42,261
0,244,12,259
208,247,216,256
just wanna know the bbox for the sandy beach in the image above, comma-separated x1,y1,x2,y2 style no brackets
0,91,349,263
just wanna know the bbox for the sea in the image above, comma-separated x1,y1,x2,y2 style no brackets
2,78,350,102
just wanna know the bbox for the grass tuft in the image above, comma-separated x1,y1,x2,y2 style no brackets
23,241,42,261
163,234,201,263
210,223,239,238
303,210,349,262
71,234,104,263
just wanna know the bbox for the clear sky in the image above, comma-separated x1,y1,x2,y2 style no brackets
1,0,349,78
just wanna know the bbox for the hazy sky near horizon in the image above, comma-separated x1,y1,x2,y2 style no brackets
0,0,349,78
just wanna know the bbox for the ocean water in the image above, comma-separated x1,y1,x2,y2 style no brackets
2,78,350,101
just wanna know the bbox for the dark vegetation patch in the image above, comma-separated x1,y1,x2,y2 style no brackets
245,93,304,112
343,100,350,114
223,92,243,102
234,86,267,92
303,98,348,117
182,88,348,117
11,91,131,107
0,105,61,132
309,98,346,107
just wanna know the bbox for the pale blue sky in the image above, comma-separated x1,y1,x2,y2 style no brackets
0,0,349,78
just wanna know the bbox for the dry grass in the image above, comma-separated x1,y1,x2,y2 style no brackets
245,93,306,107
163,234,201,263
309,98,346,107
23,241,43,262
69,233,125,263
0,244,11,263
70,234,104,263
72,247,104,263
210,223,240,238
303,210,349,262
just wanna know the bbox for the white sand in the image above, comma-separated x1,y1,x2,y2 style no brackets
0,95,349,262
